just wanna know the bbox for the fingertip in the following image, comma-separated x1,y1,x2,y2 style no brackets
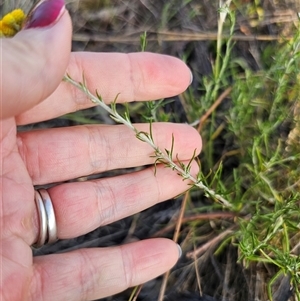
1,10,72,119
158,54,192,94
174,123,202,157
121,238,181,286
187,124,203,154
129,52,193,100
23,0,66,29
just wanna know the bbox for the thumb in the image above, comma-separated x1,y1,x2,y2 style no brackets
0,0,72,120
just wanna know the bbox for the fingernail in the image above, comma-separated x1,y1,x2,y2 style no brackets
189,69,193,85
177,244,182,258
23,0,65,29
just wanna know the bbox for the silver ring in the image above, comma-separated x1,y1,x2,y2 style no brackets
38,189,58,244
34,191,47,247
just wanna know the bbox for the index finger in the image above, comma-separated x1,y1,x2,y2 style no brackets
16,52,192,125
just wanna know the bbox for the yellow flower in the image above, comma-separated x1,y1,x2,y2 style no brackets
0,9,26,37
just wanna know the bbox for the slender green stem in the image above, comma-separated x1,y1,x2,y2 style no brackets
205,2,234,167
63,74,232,208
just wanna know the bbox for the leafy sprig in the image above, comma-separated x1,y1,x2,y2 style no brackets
63,74,232,208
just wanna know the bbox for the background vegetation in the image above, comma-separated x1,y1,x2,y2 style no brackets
2,0,300,300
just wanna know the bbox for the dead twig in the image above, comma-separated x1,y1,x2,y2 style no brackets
72,31,295,44
186,228,234,259
152,211,237,237
157,192,190,301
197,87,232,132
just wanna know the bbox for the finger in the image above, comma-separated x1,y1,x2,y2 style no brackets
43,162,199,239
1,6,72,119
17,123,202,185
16,51,192,124
31,239,180,301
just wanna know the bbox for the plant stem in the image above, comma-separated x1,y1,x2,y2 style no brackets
63,74,232,208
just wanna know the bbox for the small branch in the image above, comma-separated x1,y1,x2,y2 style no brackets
72,31,294,44
157,192,190,301
63,74,232,208
197,87,232,132
152,211,237,237
186,228,234,258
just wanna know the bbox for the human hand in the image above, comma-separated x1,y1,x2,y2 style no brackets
0,1,202,300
